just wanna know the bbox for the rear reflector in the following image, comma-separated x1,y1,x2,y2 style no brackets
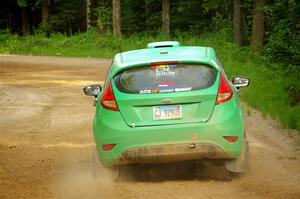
224,136,238,143
102,144,116,151
216,73,233,105
100,81,119,111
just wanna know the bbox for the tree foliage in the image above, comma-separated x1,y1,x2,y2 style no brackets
264,0,299,65
0,0,298,65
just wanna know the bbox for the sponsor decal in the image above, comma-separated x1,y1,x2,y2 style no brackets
175,87,192,92
139,89,152,94
151,88,159,93
158,81,174,89
158,81,175,93
159,89,174,93
151,64,176,69
151,64,176,77
151,65,166,69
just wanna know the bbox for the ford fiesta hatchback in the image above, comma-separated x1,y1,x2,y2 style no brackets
84,41,250,177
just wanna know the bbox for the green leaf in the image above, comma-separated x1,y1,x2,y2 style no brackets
17,0,27,7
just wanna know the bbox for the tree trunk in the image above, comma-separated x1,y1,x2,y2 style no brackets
21,7,30,35
145,0,150,31
162,0,170,35
69,20,72,36
251,0,265,51
241,7,248,44
86,0,91,31
234,0,242,47
7,7,12,31
112,0,121,38
41,4,49,23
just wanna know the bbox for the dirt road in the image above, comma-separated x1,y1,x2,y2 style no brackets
0,55,299,199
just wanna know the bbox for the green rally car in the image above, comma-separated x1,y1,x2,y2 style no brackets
84,41,250,177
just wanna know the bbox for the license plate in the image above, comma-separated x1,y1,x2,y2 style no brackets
153,105,182,120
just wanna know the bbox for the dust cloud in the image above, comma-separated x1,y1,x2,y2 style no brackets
52,160,117,199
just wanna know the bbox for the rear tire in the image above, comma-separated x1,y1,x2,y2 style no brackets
92,150,119,181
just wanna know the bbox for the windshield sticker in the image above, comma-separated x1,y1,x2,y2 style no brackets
158,81,175,93
158,81,174,88
151,64,176,77
159,89,174,93
151,88,159,93
156,66,175,77
151,64,176,69
175,87,192,92
139,89,152,94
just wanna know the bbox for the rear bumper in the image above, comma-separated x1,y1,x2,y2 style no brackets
93,96,244,167
117,143,231,165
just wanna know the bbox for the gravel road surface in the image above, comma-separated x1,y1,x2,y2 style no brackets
0,55,299,199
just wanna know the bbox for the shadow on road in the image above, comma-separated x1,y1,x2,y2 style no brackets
118,160,236,182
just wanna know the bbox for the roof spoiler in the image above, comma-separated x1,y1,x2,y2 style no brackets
147,41,180,48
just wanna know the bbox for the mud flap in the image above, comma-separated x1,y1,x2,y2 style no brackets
225,140,249,173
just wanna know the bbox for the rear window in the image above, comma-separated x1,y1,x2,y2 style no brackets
114,63,217,94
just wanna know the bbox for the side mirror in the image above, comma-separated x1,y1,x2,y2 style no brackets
232,77,250,89
83,85,102,97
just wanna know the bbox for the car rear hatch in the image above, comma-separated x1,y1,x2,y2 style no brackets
112,63,219,127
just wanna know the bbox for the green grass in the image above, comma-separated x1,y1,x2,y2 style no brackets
0,29,299,132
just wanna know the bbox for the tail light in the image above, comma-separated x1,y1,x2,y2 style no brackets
100,81,119,111
216,73,233,105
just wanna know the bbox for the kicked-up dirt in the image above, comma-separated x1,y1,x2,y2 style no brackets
0,55,299,199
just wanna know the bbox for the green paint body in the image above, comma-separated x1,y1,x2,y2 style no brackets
93,43,245,166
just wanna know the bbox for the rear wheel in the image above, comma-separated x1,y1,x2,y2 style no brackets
92,150,119,181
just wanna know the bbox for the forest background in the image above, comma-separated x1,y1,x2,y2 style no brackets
0,0,299,132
